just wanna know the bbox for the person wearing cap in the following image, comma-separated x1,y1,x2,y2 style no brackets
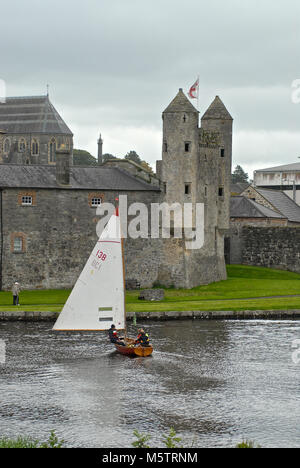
108,324,125,346
135,328,150,347
12,282,21,306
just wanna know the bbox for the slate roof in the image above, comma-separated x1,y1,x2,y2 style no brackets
163,89,198,114
231,182,250,195
230,196,286,219
201,96,233,121
0,95,73,135
255,188,300,223
256,162,300,172
0,165,160,191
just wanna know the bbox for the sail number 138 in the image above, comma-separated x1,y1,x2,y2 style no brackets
95,250,107,261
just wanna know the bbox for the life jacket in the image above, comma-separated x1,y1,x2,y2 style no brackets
136,332,150,346
108,329,119,343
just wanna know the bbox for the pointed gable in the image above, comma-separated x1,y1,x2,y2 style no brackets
202,96,233,121
163,88,198,114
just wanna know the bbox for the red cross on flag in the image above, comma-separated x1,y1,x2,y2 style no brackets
188,78,199,99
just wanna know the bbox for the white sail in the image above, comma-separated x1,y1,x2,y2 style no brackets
53,212,125,331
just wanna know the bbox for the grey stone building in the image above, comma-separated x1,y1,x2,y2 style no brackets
254,162,300,205
227,186,300,267
0,95,73,165
241,185,300,226
0,89,233,290
227,195,288,264
156,90,233,287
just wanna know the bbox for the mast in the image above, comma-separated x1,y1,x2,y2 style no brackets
116,197,127,335
121,236,127,336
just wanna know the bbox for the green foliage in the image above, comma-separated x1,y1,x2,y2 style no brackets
236,440,261,448
39,430,65,448
132,430,151,448
0,431,64,448
102,153,117,162
132,312,137,326
0,436,39,448
132,428,182,448
124,150,142,164
162,427,182,448
73,149,97,166
232,164,249,183
140,160,154,174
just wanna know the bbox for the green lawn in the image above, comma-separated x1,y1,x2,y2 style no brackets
1,265,300,313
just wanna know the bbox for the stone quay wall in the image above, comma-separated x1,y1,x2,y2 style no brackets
0,309,299,322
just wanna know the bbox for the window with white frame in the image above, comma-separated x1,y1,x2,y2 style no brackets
21,196,33,206
13,237,23,252
91,197,102,207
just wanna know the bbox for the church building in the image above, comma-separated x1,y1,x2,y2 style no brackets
0,95,73,165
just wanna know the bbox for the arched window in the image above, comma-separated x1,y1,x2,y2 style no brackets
65,138,70,150
19,138,26,153
31,139,39,155
49,138,56,163
3,138,10,154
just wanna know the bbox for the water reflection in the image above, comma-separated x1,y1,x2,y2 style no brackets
0,320,299,447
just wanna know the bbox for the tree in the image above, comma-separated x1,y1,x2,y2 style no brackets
232,165,249,183
124,150,142,164
140,160,154,174
73,149,97,166
102,153,117,162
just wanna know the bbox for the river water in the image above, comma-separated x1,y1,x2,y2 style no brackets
0,320,299,448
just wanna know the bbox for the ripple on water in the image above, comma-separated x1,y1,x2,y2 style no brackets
0,319,299,448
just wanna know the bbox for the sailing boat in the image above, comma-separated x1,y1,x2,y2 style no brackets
53,204,153,358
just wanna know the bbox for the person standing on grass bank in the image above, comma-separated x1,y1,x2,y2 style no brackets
12,282,21,306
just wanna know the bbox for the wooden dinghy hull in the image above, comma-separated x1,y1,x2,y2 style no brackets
114,343,153,357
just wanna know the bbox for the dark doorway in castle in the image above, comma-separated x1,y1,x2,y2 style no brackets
224,237,231,264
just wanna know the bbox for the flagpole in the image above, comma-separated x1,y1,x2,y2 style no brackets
197,75,200,112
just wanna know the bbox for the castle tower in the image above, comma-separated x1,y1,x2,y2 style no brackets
161,88,199,207
201,96,233,231
97,133,103,164
157,89,233,288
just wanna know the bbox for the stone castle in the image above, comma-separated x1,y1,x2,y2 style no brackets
0,89,233,290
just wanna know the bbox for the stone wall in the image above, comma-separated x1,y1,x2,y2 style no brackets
228,218,288,264
0,187,162,290
0,133,73,165
240,226,300,273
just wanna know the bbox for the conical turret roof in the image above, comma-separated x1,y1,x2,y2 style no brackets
163,88,198,114
202,96,233,120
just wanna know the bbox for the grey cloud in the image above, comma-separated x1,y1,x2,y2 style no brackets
1,0,300,170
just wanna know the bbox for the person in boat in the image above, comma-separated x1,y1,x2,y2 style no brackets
135,328,150,347
108,324,125,346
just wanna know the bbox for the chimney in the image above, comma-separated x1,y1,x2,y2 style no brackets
56,144,71,186
97,133,103,164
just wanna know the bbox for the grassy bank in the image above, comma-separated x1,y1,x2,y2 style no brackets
1,265,300,313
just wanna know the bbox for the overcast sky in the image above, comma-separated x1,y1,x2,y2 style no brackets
1,0,300,178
